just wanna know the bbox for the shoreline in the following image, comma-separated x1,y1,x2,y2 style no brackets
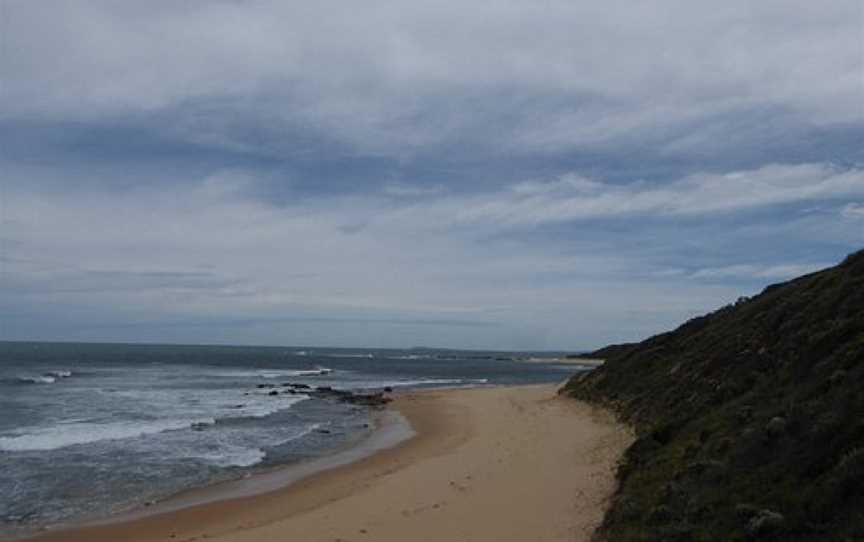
87,409,416,527
15,383,631,542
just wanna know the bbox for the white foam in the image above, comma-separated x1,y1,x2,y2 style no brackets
0,418,216,452
44,370,73,378
322,353,374,358
230,394,309,418
100,388,310,423
213,367,333,379
17,375,56,384
384,354,430,360
182,423,321,468
197,446,266,468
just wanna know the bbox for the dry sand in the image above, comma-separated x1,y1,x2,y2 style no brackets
21,384,632,542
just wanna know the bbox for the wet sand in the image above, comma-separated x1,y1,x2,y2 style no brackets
20,384,632,542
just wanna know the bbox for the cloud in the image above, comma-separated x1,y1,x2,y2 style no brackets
387,163,864,228
841,203,864,219
383,182,447,197
3,158,861,348
2,1,861,160
2,2,863,349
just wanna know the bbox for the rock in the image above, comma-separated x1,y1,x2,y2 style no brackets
268,390,279,396
765,417,787,436
257,383,276,389
307,387,392,407
383,386,393,393
747,509,784,535
343,392,392,407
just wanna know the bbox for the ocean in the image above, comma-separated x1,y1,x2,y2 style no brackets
0,341,588,537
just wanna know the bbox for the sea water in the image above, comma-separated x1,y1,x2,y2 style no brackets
0,341,585,536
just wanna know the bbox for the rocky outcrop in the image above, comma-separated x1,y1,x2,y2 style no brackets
260,382,393,408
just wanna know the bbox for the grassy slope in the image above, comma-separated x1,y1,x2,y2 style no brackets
564,250,864,541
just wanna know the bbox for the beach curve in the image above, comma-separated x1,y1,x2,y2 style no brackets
19,384,632,542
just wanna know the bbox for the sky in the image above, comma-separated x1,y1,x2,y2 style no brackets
1,0,863,350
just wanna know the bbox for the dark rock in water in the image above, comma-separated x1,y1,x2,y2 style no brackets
383,386,393,393
257,383,276,389
268,390,279,396
315,428,331,434
191,422,210,431
338,391,391,407
232,404,245,409
307,387,392,408
292,383,311,389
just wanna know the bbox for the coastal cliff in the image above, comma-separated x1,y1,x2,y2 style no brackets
565,250,864,541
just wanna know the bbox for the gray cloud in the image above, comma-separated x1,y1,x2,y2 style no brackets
2,1,863,348
3,162,860,348
3,1,861,157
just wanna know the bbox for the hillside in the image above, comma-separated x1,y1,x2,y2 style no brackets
564,250,864,541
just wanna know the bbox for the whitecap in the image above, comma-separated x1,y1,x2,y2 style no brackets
224,394,309,419
16,375,56,384
213,367,333,379
197,446,266,468
0,418,217,452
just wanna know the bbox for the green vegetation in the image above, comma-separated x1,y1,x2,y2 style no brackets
564,250,864,541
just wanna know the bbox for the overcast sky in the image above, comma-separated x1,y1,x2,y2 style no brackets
1,0,862,350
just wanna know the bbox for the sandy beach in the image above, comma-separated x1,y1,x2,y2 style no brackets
20,384,631,542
